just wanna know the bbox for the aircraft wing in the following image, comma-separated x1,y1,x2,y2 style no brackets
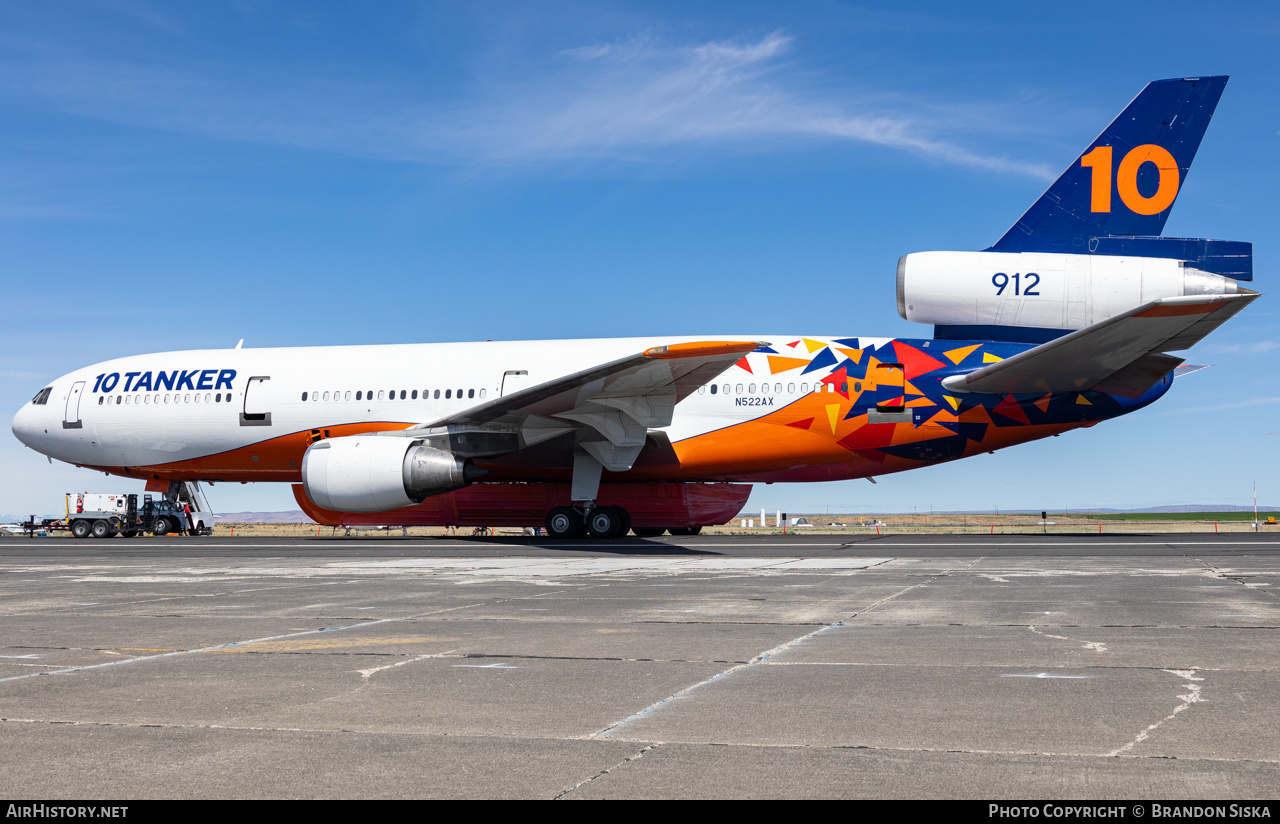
942,292,1258,398
399,340,764,470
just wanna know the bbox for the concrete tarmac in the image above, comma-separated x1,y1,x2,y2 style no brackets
1,533,1277,799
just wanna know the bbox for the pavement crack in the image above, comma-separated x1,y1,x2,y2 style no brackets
0,620,397,684
584,622,846,740
846,552,990,621
584,554,992,741
1026,625,1108,653
1107,667,1207,757
590,734,1280,764
635,620,824,626
453,652,747,665
1195,558,1279,601
0,717,341,734
357,650,457,680
553,744,658,799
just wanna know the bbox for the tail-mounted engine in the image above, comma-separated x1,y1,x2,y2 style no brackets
301,435,486,513
897,250,1244,338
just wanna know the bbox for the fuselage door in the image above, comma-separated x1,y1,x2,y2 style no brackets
501,370,530,397
62,381,85,429
867,363,912,424
875,363,905,410
240,376,272,426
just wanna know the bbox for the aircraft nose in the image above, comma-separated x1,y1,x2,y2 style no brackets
11,400,40,449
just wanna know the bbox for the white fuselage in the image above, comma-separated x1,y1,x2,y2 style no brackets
12,335,893,474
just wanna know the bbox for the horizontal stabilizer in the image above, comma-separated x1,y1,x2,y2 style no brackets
1160,289,1256,350
1172,363,1212,378
941,292,1258,398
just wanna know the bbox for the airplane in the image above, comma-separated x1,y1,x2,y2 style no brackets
10,75,1258,539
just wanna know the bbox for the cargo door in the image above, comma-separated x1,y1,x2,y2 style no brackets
240,376,272,426
62,381,85,429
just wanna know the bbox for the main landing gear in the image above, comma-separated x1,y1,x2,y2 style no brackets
546,451,702,539
542,505,704,539
544,505,632,539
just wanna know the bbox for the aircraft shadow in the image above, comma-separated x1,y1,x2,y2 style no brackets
307,533,721,556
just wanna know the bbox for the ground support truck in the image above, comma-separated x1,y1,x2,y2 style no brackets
23,482,215,538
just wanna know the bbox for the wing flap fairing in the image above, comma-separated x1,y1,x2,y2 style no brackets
397,340,763,471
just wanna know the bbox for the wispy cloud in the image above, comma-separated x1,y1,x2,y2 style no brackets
443,33,1054,176
0,30,1054,177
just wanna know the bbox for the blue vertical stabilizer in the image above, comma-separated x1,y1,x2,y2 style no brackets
990,76,1228,254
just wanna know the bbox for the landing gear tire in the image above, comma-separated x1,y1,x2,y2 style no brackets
668,526,703,536
121,530,139,538
107,516,122,537
153,517,170,536
631,527,666,538
545,507,584,539
71,520,91,539
91,519,110,539
586,506,627,539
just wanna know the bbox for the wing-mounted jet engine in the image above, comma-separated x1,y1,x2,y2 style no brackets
301,435,487,513
896,76,1255,344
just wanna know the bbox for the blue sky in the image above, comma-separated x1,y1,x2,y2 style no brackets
2,1,1277,517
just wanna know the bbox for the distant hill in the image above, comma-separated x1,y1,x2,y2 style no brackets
974,505,1278,514
1089,505,1277,514
775,504,1279,516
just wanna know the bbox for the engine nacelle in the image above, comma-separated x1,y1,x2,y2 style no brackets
301,435,482,513
897,251,1239,333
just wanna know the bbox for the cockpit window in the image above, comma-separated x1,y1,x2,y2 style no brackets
31,387,52,405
